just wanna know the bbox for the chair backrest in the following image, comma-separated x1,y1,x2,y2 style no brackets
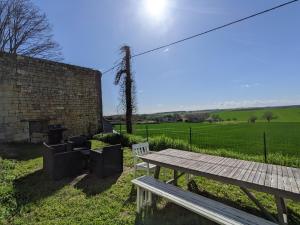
102,144,123,176
68,136,87,146
43,142,68,154
132,142,150,157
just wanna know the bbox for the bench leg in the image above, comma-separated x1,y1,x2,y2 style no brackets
143,189,147,207
137,186,141,213
143,189,148,209
275,196,288,225
137,187,147,213
151,166,161,207
148,191,152,205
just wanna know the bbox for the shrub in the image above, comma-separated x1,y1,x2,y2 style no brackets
93,133,144,147
0,158,17,221
93,133,122,145
93,133,300,167
148,135,191,151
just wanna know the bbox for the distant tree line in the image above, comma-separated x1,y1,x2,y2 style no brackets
105,110,279,125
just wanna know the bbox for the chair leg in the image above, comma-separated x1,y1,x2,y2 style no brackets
134,166,137,178
147,163,150,176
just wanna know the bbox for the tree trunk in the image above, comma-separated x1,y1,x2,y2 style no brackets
124,46,133,134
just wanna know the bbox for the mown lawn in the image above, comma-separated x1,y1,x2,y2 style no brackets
1,140,300,225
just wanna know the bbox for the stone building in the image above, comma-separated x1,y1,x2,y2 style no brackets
0,53,103,143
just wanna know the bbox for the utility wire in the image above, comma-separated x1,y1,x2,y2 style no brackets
102,64,119,74
102,0,299,74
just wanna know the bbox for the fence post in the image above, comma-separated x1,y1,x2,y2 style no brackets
263,132,267,163
146,125,149,142
189,127,192,149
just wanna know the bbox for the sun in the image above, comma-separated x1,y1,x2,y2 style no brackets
144,0,168,21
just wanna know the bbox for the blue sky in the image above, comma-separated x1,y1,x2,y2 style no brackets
33,0,300,115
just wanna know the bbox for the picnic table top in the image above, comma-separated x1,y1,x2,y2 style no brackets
139,149,300,201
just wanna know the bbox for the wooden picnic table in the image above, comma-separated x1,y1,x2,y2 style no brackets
139,148,300,225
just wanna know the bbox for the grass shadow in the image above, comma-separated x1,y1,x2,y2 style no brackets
13,169,71,210
188,180,300,224
289,208,300,225
187,179,274,220
123,184,137,205
74,173,121,197
134,201,216,225
0,143,43,161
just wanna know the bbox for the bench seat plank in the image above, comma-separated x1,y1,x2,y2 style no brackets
132,176,277,225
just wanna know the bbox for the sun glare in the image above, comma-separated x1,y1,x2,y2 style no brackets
144,0,167,21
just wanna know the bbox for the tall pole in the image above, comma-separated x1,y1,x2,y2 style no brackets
124,46,133,134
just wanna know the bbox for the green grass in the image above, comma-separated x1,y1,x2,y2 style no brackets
1,141,300,225
124,122,300,158
215,106,300,122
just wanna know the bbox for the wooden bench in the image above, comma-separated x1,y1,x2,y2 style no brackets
132,176,277,225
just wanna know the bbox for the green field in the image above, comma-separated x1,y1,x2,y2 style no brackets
113,106,300,158
130,122,300,156
215,106,300,122
116,122,300,158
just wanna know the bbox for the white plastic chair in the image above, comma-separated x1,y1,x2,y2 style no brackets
132,142,156,177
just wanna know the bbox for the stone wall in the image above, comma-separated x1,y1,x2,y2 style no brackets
0,53,102,143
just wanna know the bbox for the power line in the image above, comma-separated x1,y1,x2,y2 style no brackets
102,0,298,74
132,0,298,58
102,64,119,74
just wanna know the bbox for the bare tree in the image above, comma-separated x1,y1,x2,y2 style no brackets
0,0,62,60
114,45,137,134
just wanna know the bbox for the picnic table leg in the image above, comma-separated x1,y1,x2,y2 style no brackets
146,162,152,205
173,170,178,186
240,187,277,223
154,166,161,179
275,196,288,225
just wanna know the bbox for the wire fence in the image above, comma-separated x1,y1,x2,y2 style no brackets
115,123,300,161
